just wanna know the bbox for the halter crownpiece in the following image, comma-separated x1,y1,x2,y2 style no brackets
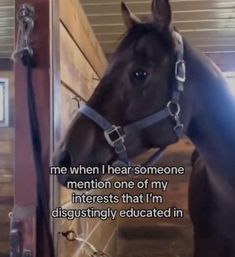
79,31,186,167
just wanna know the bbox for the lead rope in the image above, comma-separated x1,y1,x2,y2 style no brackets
24,51,55,257
12,4,55,257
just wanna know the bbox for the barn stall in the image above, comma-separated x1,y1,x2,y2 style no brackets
0,0,234,257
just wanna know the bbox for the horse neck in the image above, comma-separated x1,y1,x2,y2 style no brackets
185,44,235,183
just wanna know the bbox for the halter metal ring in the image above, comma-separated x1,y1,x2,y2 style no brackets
104,125,126,148
167,101,181,117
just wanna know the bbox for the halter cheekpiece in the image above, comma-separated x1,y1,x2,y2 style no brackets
79,32,186,167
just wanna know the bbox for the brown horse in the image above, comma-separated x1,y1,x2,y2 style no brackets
54,0,235,256
189,150,235,257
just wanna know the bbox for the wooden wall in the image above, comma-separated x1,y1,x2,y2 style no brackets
0,70,14,257
57,1,117,256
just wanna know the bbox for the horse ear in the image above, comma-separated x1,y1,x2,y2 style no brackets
151,0,172,29
121,2,141,29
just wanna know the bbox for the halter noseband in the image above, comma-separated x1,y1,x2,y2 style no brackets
79,32,186,166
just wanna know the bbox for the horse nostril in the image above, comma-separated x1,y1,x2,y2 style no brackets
56,150,72,167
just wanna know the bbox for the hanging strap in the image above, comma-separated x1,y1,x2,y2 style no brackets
13,4,55,257
23,50,55,257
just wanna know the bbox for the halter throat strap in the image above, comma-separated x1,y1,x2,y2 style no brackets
79,32,186,166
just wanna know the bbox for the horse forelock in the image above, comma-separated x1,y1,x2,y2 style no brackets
112,22,176,64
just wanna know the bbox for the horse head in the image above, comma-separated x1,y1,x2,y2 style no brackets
54,0,192,185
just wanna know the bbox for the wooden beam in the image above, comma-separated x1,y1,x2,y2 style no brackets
15,0,53,256
60,0,107,78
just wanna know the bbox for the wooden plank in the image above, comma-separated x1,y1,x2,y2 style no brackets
93,20,235,34
97,30,235,43
0,153,13,169
0,141,12,154
0,9,14,19
80,0,235,6
82,1,235,15
0,224,10,241
0,182,13,197
0,168,12,182
0,128,14,141
0,37,14,45
0,242,9,254
0,19,14,28
0,52,12,58
87,11,235,25
0,59,13,71
59,0,107,77
0,202,12,223
0,196,13,205
0,168,12,175
0,0,14,7
60,187,73,206
101,41,235,55
60,85,81,137
60,24,98,100
0,252,9,257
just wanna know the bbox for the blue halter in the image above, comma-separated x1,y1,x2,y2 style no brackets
79,32,186,166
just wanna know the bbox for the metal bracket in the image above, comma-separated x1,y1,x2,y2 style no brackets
61,230,77,242
23,249,32,257
9,216,21,257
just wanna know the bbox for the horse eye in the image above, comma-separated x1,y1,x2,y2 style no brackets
133,69,149,82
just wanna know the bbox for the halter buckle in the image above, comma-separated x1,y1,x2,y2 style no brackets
175,60,186,84
104,125,126,148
